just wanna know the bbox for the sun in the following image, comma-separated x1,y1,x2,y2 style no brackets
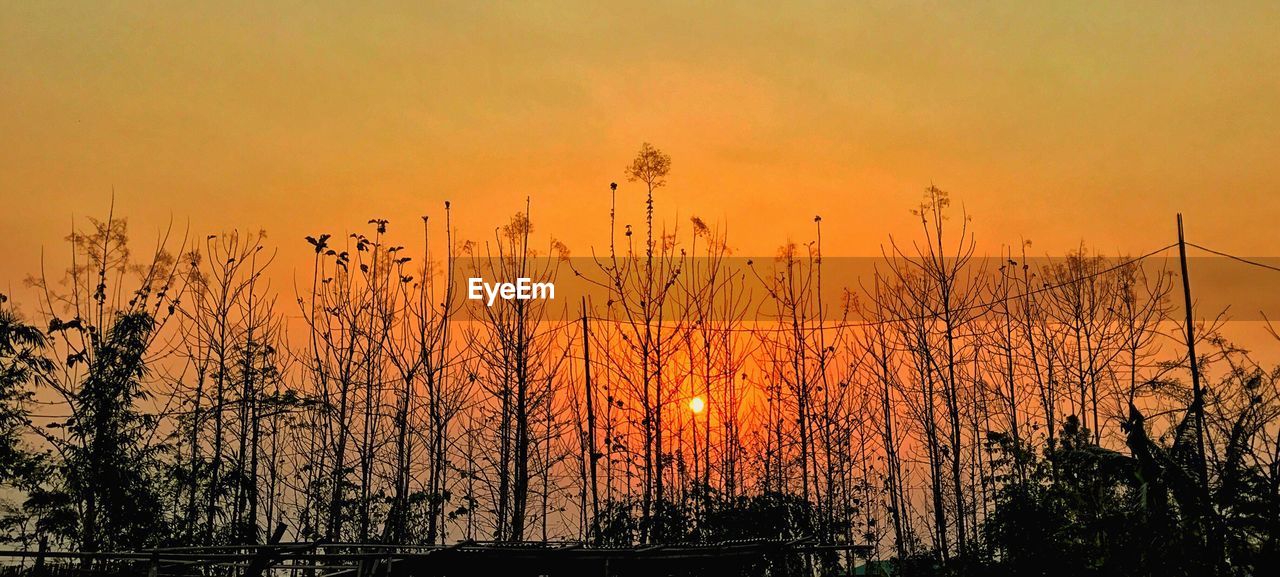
688,396,705,414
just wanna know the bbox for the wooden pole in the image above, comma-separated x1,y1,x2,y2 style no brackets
582,298,600,541
1177,214,1218,570
1177,214,1210,491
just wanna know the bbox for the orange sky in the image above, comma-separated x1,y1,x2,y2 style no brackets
3,1,1280,297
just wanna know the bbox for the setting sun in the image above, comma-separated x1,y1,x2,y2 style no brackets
689,396,705,414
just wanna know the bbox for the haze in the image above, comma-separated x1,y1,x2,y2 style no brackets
3,1,1280,292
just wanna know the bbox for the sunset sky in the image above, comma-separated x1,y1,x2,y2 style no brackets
3,1,1280,294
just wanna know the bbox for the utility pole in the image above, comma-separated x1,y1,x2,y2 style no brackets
582,298,600,540
1177,214,1209,485
1177,213,1216,562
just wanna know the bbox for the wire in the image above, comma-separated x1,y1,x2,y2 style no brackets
17,243,1183,420
584,243,1179,332
1185,242,1280,274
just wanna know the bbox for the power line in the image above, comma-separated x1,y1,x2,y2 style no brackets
1186,242,1280,274
584,243,1179,332
15,242,1188,420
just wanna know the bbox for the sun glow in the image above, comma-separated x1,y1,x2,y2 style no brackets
688,396,705,414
